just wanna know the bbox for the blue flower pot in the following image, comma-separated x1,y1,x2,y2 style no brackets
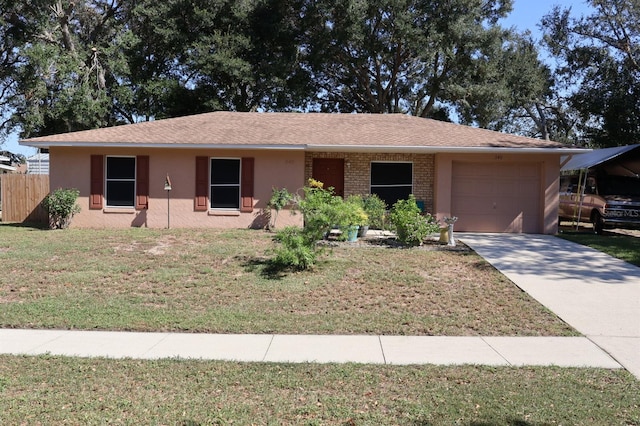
345,225,360,242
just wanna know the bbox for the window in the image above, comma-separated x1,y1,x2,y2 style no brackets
106,156,136,207
370,162,413,207
210,158,241,209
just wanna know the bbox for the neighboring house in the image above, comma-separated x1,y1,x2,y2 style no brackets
0,154,17,174
26,150,50,175
20,112,582,233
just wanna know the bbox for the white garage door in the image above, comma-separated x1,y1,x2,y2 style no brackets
452,162,542,233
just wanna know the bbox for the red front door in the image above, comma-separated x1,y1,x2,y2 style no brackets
312,158,344,197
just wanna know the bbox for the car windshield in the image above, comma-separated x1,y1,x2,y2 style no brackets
599,176,640,197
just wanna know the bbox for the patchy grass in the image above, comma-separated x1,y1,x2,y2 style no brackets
0,355,638,425
0,226,576,336
559,231,640,266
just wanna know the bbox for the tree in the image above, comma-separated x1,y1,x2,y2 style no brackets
1,0,314,143
541,0,640,147
301,0,531,122
1,0,129,139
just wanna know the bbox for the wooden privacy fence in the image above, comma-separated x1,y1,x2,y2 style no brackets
0,174,50,224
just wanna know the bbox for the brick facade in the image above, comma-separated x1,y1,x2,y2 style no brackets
305,152,435,213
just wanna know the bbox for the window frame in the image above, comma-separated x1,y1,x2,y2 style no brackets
369,161,414,207
105,155,137,208
209,157,242,210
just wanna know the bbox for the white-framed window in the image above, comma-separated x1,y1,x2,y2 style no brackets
106,156,136,207
210,158,241,209
370,161,413,207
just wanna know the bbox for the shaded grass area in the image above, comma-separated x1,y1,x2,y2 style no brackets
559,231,640,267
0,227,575,336
0,355,638,425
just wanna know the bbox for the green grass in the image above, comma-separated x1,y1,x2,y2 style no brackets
0,225,576,336
0,355,638,425
0,226,636,423
559,231,640,266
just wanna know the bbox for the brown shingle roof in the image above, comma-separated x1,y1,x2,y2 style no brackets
20,111,572,152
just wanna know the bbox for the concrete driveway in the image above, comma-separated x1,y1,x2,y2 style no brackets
459,233,640,379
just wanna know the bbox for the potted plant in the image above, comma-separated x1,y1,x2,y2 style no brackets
346,195,371,237
336,199,368,242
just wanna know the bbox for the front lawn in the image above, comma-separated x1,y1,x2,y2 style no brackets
559,231,640,266
0,226,575,336
1,356,638,425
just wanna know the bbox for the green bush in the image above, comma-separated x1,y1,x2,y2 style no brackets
270,180,337,270
388,195,440,246
344,195,369,226
297,183,342,241
42,188,81,229
271,226,320,271
362,193,387,229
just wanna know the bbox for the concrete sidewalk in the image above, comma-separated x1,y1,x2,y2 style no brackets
1,233,637,378
459,233,640,379
0,328,621,369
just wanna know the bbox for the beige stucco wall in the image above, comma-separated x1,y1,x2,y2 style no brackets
49,147,305,228
49,147,561,233
434,153,561,234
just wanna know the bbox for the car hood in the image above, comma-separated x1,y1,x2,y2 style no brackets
604,195,640,206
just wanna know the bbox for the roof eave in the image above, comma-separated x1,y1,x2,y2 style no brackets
307,144,589,155
19,141,307,151
21,140,588,155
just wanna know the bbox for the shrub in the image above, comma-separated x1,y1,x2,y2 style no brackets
271,226,320,271
296,182,342,241
362,193,387,229
43,188,81,229
270,180,337,270
388,195,440,246
336,197,368,228
344,195,369,226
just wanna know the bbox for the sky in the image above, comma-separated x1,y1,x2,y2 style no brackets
500,0,592,37
4,0,594,157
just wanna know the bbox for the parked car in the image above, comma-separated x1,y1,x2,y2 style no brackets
559,173,640,234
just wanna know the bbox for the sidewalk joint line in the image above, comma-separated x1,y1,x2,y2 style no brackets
378,336,387,365
27,329,70,355
480,336,512,366
585,335,626,369
262,335,275,362
140,332,172,358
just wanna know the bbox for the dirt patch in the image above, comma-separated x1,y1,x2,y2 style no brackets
145,236,177,255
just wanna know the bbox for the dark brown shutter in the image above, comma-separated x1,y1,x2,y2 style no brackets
240,157,254,212
135,155,149,210
90,155,104,210
194,156,208,211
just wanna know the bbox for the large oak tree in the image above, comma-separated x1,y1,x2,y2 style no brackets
542,0,640,147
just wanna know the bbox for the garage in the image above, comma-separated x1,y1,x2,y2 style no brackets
451,161,542,233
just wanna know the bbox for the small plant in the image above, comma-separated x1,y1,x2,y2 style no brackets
388,195,440,246
296,182,341,241
271,226,320,271
271,180,338,270
43,188,81,229
266,187,293,230
345,195,368,226
337,198,368,227
362,193,387,229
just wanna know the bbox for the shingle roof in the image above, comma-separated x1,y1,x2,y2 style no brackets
20,111,575,152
